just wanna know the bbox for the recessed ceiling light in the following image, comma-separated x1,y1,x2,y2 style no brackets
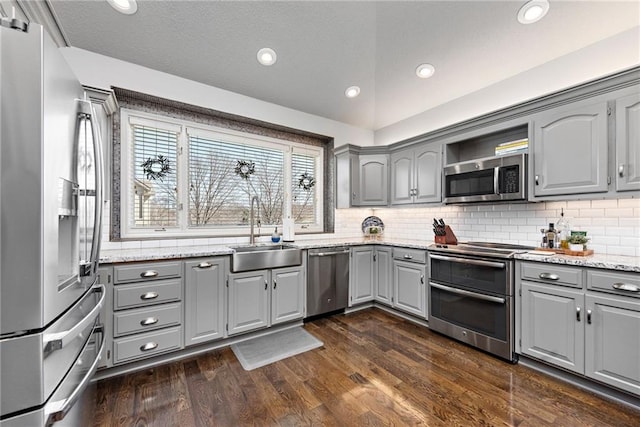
257,48,277,66
107,0,137,15
517,0,549,24
345,86,360,98
416,63,435,79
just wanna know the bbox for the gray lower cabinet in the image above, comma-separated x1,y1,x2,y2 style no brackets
349,246,375,306
227,270,270,335
110,261,184,365
271,266,305,325
532,100,608,196
615,92,640,192
228,266,305,335
184,257,226,347
391,248,427,318
520,282,585,373
518,262,640,396
374,247,393,305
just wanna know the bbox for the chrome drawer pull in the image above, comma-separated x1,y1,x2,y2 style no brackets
141,292,159,300
612,282,639,292
140,317,159,326
403,254,413,260
140,270,159,278
539,273,559,281
140,342,158,352
197,261,213,269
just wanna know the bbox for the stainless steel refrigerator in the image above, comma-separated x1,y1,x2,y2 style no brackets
1,19,105,427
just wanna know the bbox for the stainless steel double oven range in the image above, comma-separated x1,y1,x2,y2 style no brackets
428,242,532,362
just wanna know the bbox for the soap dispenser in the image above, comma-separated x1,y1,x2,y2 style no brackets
271,227,281,243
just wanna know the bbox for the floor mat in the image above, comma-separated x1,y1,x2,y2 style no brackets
231,327,323,371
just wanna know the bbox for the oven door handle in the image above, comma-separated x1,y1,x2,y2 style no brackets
429,282,506,304
429,254,506,269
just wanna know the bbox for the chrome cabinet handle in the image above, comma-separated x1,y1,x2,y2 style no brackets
576,307,581,322
619,164,625,177
420,274,424,285
587,309,592,325
352,192,356,200
140,342,158,352
141,292,158,300
403,254,413,260
140,270,159,278
197,261,212,269
612,282,639,292
273,280,277,290
140,317,159,326
539,273,559,281
535,175,540,186
265,280,268,290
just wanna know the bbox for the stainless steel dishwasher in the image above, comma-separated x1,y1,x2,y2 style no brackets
306,246,350,317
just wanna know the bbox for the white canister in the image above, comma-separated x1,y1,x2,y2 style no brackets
282,217,295,242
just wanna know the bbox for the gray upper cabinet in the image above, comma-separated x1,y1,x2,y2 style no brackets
184,258,226,347
335,148,388,207
358,154,389,205
390,143,441,205
532,101,608,197
615,93,640,192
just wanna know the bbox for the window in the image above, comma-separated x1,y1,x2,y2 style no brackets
120,110,323,238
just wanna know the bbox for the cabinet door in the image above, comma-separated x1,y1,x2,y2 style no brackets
350,247,374,306
228,270,269,335
520,282,585,374
374,247,392,305
533,102,608,196
616,93,640,192
184,258,226,346
414,145,441,204
585,294,640,395
393,260,426,318
359,155,388,205
271,266,305,325
390,149,414,205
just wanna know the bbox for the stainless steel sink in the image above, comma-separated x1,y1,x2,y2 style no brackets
230,244,302,272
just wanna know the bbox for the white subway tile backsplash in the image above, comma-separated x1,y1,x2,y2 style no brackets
591,199,619,209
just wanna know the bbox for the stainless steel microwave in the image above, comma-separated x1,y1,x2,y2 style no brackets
443,153,527,204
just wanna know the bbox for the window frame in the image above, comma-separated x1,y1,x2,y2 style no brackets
120,109,324,239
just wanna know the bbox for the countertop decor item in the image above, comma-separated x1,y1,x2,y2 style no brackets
361,216,384,233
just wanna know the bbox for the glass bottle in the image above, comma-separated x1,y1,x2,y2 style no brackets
546,223,557,249
556,208,571,249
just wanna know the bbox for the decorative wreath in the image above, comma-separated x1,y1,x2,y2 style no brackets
234,160,256,179
298,172,316,191
141,155,171,181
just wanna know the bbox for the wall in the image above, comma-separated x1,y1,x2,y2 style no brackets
335,198,640,257
61,48,374,149
375,27,640,146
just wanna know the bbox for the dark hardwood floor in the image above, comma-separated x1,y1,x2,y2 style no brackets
94,309,640,426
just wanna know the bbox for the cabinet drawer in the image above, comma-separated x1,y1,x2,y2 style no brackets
521,262,583,288
113,303,182,337
114,279,182,310
114,261,182,284
392,247,427,264
587,269,640,299
113,326,182,364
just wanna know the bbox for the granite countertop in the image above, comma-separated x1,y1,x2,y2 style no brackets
99,238,640,272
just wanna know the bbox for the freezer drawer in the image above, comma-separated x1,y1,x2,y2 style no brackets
113,326,182,364
113,279,182,310
113,303,182,337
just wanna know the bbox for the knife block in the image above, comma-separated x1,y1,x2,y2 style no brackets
434,226,458,245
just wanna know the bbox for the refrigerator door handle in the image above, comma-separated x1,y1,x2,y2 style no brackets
45,324,105,425
81,100,104,276
43,284,105,352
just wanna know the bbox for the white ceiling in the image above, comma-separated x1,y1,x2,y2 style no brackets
46,0,639,130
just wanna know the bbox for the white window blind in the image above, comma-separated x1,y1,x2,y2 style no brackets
291,152,317,224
